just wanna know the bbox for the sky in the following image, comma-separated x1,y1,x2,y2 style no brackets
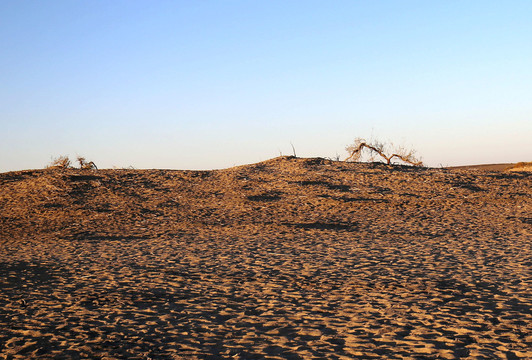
1,1,531,172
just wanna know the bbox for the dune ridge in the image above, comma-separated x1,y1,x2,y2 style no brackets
0,157,530,359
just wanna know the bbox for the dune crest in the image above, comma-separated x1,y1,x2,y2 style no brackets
1,157,530,359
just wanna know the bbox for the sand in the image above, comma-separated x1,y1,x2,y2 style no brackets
0,157,530,359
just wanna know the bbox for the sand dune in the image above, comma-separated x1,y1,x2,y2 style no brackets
0,157,530,359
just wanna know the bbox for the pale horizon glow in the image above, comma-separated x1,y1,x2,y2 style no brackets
2,1,531,172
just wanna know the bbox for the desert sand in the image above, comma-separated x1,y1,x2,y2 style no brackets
0,156,530,359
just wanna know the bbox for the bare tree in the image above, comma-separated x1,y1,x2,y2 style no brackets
345,138,422,166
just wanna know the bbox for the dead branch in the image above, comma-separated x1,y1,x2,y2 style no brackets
345,138,422,166
77,156,98,170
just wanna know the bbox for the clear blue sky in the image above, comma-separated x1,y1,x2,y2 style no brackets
2,1,531,171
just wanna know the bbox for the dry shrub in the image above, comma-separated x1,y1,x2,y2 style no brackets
47,155,71,169
346,137,422,166
77,156,98,170
46,155,98,170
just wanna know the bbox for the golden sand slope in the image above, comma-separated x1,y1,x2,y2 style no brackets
507,162,532,172
0,157,530,359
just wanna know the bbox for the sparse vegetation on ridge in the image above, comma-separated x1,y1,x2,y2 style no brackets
46,155,97,170
47,155,71,169
345,137,423,166
76,156,98,170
